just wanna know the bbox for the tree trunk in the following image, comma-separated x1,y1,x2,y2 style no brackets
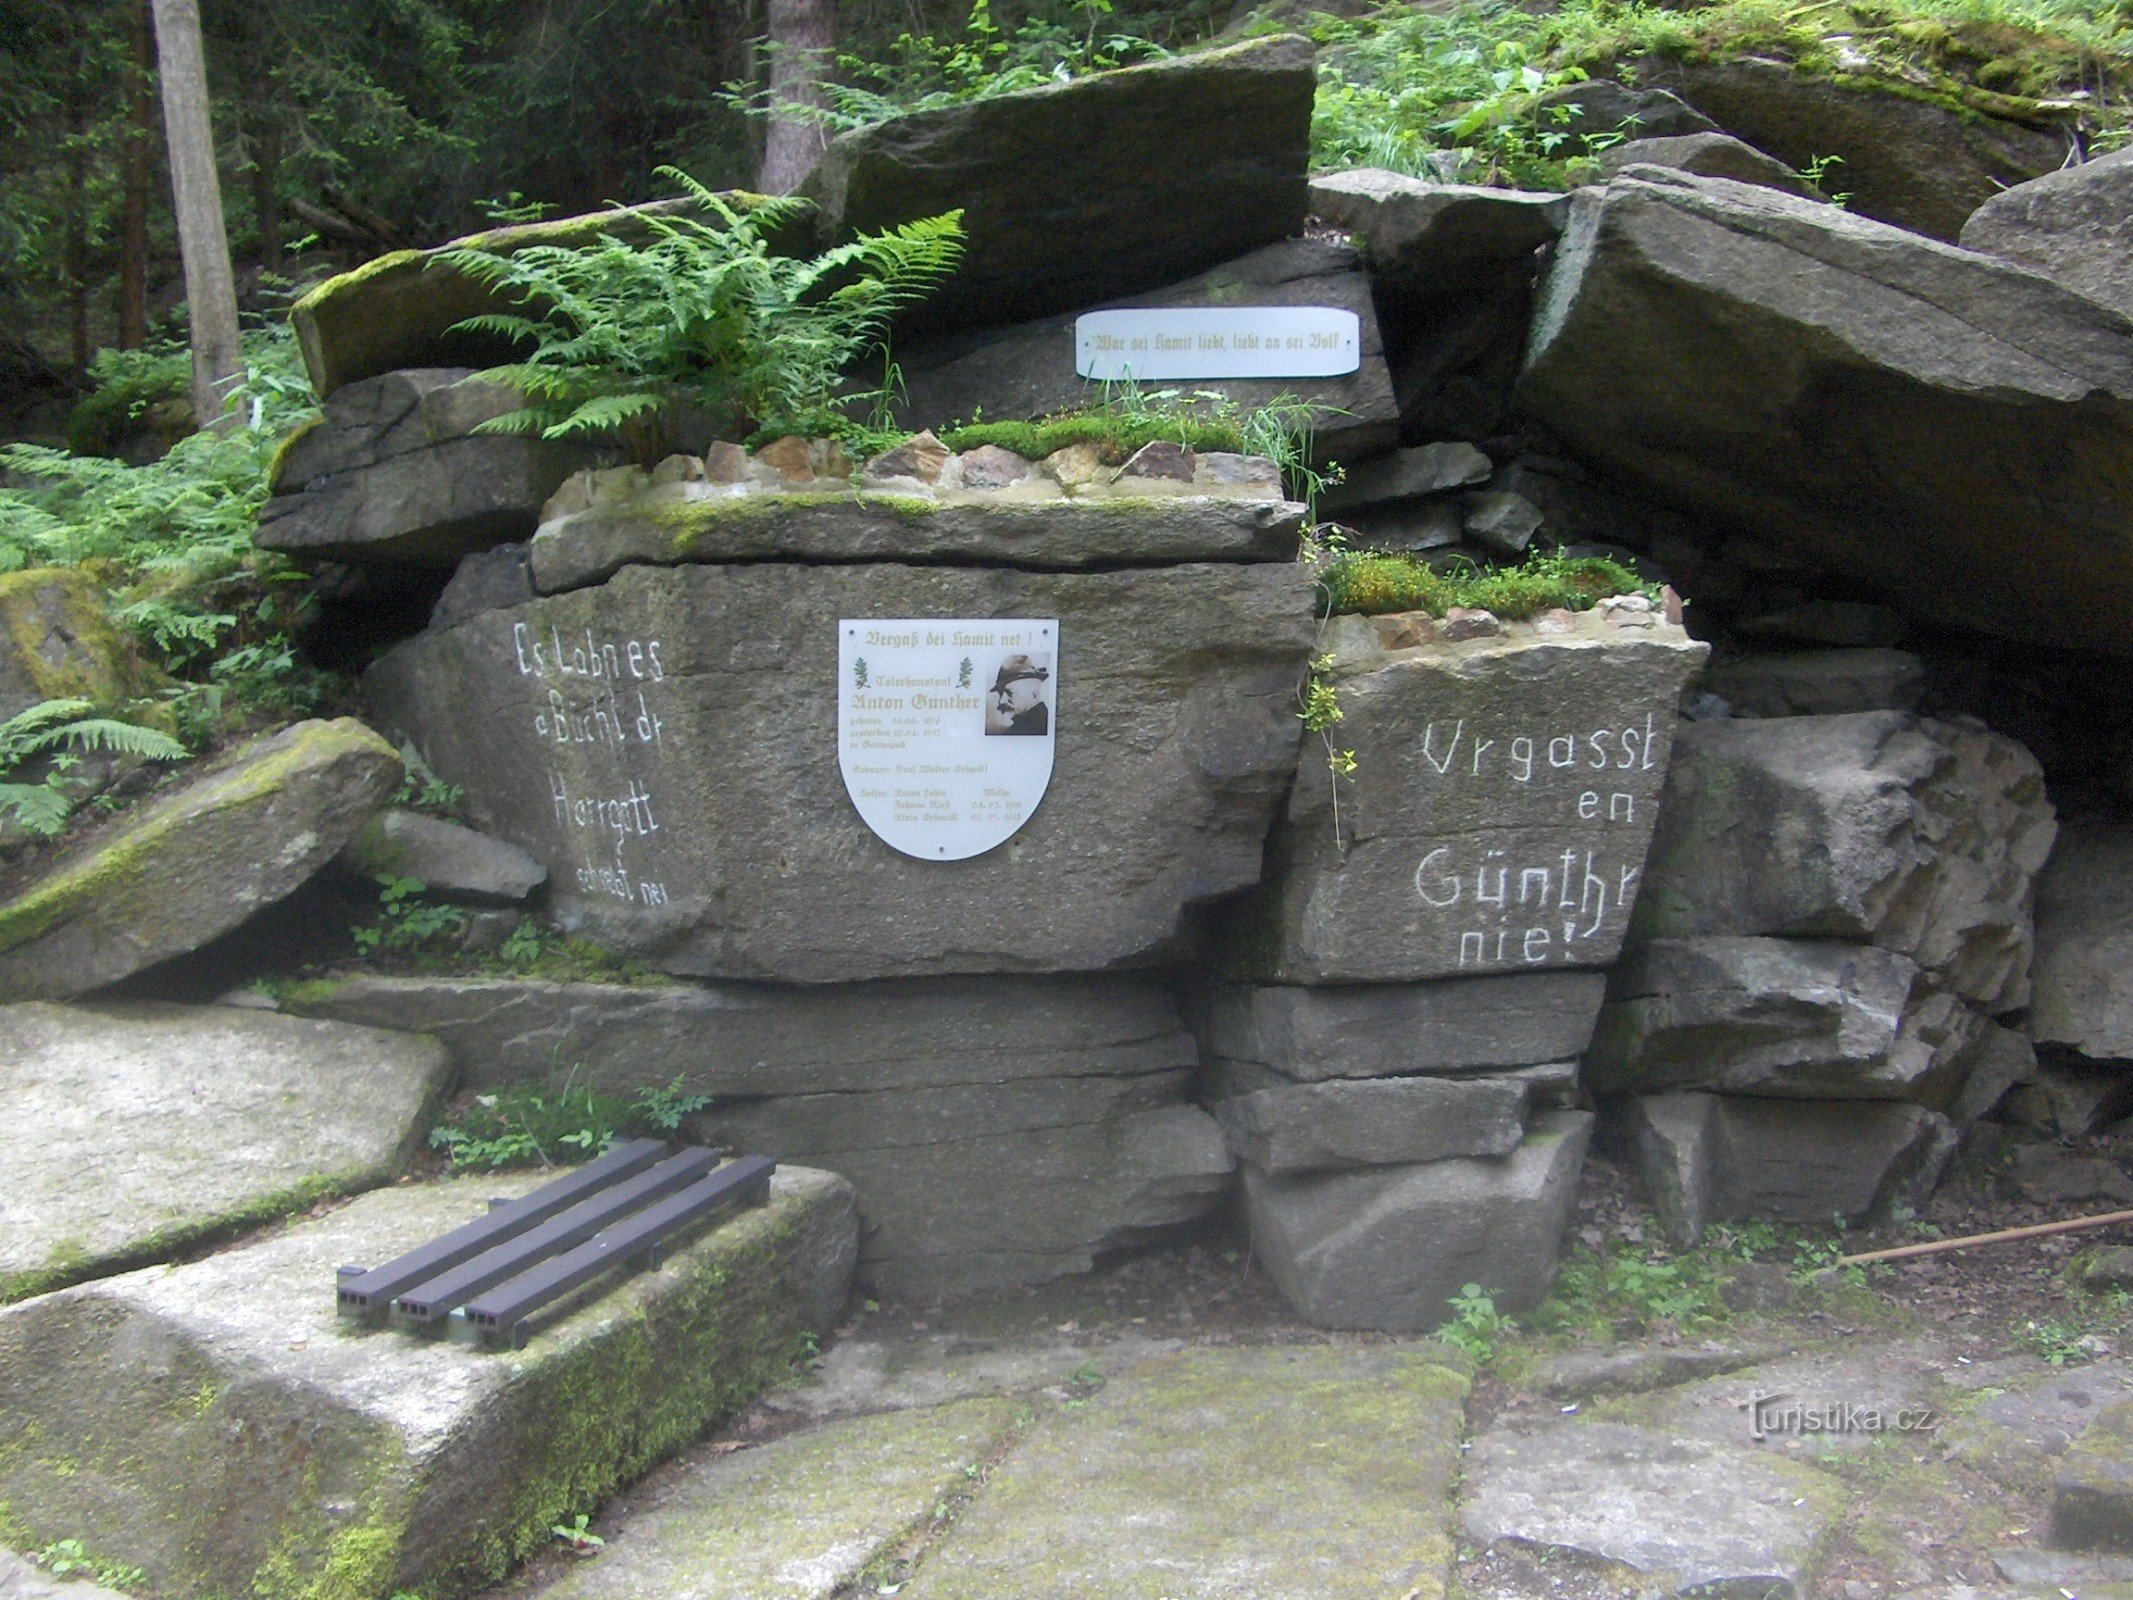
151,0,242,430
118,0,155,350
758,0,835,196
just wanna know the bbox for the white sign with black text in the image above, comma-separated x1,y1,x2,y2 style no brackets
1074,306,1361,381
838,618,1058,861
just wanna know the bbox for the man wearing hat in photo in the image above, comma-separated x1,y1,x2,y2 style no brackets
986,653,1051,737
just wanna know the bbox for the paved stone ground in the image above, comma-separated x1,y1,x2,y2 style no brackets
16,1145,2133,1600
463,1148,2133,1600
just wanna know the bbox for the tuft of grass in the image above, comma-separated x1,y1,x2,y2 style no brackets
1317,547,1651,619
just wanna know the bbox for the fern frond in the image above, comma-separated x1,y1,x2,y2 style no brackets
0,781,72,837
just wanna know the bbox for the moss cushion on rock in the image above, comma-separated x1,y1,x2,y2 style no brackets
0,566,158,723
0,716,400,1000
0,1166,858,1600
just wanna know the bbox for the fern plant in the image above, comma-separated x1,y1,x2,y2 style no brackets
0,698,186,839
441,168,966,456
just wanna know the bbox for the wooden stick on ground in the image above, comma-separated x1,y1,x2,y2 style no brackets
1837,1208,2133,1268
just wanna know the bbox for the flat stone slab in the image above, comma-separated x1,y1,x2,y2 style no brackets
0,717,401,1000
2056,1396,2133,1553
0,1000,447,1300
1235,609,1706,983
1961,146,2133,322
1942,1359,2133,1492
1531,1337,1793,1402
1191,973,1606,1079
1634,1339,1948,1458
342,807,547,902
366,560,1314,983
526,489,1309,594
528,1398,1018,1600
0,1168,857,1600
1217,1074,1527,1172
765,1330,1183,1422
1244,1110,1592,1331
1460,1419,1843,1597
275,972,1192,1095
902,1344,1468,1600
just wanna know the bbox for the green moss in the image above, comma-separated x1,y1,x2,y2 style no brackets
266,418,324,495
1319,548,1650,620
0,718,397,957
652,491,937,554
290,251,427,322
0,567,138,707
940,414,1246,462
0,1172,357,1305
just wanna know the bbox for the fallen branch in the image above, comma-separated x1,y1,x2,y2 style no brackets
1837,1209,2133,1268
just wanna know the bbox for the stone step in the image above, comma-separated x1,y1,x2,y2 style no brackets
898,1344,1468,1600
0,1000,448,1302
0,1167,857,1600
523,1398,1019,1600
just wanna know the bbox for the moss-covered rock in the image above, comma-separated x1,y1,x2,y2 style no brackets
536,1398,1019,1600
290,197,787,398
0,567,156,724
0,1165,858,1600
899,1344,1469,1600
0,716,401,1000
0,1000,447,1302
526,487,1307,593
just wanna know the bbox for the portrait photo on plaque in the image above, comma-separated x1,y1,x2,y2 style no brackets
983,651,1052,737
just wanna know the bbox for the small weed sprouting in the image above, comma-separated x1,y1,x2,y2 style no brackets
350,874,469,958
551,1512,605,1555
427,1074,717,1171
2023,1316,2093,1367
1438,1282,1517,1360
34,1538,147,1591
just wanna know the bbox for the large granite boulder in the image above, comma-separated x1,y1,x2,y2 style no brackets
1520,168,2133,652
1633,712,2056,1013
0,1169,856,1600
1307,169,1567,299
0,567,153,723
1585,936,1985,1106
2028,824,2133,1063
1242,1109,1592,1330
0,718,400,1001
1234,606,1707,983
276,973,1231,1297
1191,972,1607,1081
1640,58,2071,241
800,35,1315,335
526,475,1308,594
1602,1092,1956,1246
0,1001,447,1301
367,559,1314,983
891,239,1397,464
1960,147,2133,320
1216,1075,1529,1172
256,368,606,567
288,199,706,397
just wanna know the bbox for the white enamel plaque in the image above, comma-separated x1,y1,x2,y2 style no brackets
838,619,1058,861
1074,306,1361,381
